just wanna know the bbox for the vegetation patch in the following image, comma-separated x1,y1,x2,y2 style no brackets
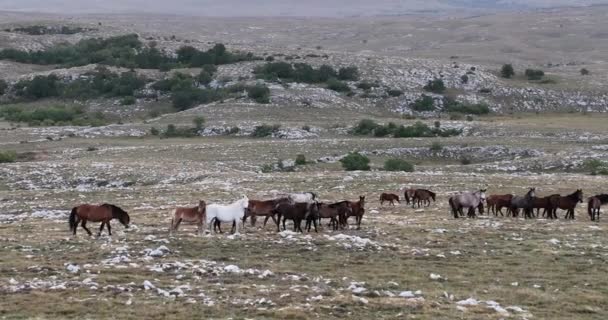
0,104,106,126
350,119,461,138
340,152,370,171
384,158,414,172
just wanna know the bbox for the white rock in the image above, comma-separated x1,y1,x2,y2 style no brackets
143,280,155,290
457,298,479,306
66,264,80,273
399,291,415,298
224,265,242,273
429,273,442,280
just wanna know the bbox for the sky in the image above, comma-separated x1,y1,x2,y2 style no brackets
0,0,607,17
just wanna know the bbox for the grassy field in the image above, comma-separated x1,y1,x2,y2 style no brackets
1,111,608,319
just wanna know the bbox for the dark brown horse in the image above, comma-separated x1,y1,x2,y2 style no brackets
380,193,400,206
245,197,291,228
588,194,608,221
532,194,560,219
412,189,436,208
273,202,320,233
554,189,583,220
403,188,416,205
69,204,130,236
169,200,206,235
317,202,351,230
486,194,513,216
341,196,366,229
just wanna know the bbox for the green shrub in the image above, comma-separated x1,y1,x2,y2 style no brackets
337,66,359,81
387,89,403,97
261,164,274,173
247,84,270,103
411,95,435,112
162,124,196,138
443,97,490,115
525,69,545,81
423,78,446,94
295,154,307,165
430,141,443,153
340,152,370,171
0,79,7,95
350,119,379,135
461,74,469,84
501,64,515,78
0,150,17,163
326,78,350,92
197,70,213,85
228,126,240,135
373,125,393,137
251,124,280,137
584,159,608,175
193,116,205,130
384,158,414,172
120,96,136,105
460,156,472,165
0,104,105,126
580,68,590,76
150,127,160,136
302,125,311,132
356,81,375,90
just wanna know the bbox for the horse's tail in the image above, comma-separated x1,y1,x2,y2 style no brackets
69,207,78,232
404,191,410,205
379,194,383,203
430,191,436,201
588,198,594,218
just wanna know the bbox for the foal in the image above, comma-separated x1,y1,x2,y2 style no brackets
169,200,206,235
412,189,436,208
588,194,608,221
380,193,400,206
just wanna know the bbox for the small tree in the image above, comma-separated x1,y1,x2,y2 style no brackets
501,64,515,78
423,79,446,94
0,79,8,95
461,74,469,84
384,158,414,172
193,116,205,130
430,141,443,153
337,66,359,81
350,119,379,135
340,152,370,171
251,124,280,137
150,127,160,136
295,154,306,165
411,95,435,112
247,84,270,104
525,69,545,81
580,68,590,76
0,150,17,163
326,78,350,92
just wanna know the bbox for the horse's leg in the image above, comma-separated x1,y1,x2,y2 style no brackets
232,220,237,234
81,220,92,236
313,217,318,232
275,214,281,232
263,215,271,228
174,218,182,232
98,222,105,237
107,221,112,236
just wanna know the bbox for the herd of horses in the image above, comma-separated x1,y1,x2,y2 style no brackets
67,188,608,237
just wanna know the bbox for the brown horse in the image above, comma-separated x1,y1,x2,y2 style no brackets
169,200,206,235
531,194,560,219
274,202,320,233
554,189,584,220
380,193,400,206
69,204,130,236
487,194,513,216
245,198,290,228
588,194,608,221
317,202,352,230
341,196,366,229
403,188,416,205
412,189,436,208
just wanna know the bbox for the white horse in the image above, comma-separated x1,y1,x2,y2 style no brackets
288,192,317,204
206,196,249,235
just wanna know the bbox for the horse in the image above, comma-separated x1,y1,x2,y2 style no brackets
245,197,291,228
340,196,366,229
403,188,416,205
554,189,583,220
412,189,436,208
531,194,560,219
206,196,249,235
509,188,536,219
380,193,400,206
486,194,512,216
168,200,206,235
449,189,486,218
274,202,320,233
288,192,317,204
588,194,608,221
69,203,130,236
317,202,351,230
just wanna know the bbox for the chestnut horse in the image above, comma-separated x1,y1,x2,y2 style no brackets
554,189,584,220
341,196,366,229
245,197,291,227
588,194,608,221
317,202,352,230
487,194,512,216
169,200,206,235
69,203,130,236
412,189,436,208
380,193,400,206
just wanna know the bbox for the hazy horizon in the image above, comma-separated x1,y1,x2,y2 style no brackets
1,0,608,17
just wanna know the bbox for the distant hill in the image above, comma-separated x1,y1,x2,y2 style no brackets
1,0,608,17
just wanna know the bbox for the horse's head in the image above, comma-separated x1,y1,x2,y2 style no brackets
308,201,321,218
240,195,249,209
359,196,365,206
479,189,487,201
198,200,206,214
114,206,130,228
527,187,536,198
576,189,584,203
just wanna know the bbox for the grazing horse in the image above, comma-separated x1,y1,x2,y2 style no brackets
169,200,206,235
380,193,400,206
206,196,249,234
588,194,608,221
69,203,130,236
288,192,317,204
403,188,416,205
554,189,584,220
412,189,436,208
245,197,291,227
509,188,536,218
449,189,487,218
274,202,320,233
341,196,366,229
317,202,352,230
487,194,513,216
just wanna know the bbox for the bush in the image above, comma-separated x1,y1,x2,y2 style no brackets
247,84,271,104
461,74,469,84
295,154,307,165
387,89,403,97
384,158,414,172
356,81,375,90
197,70,213,85
150,127,160,136
228,126,240,135
301,125,311,132
460,156,472,165
0,150,17,163
350,119,379,135
340,152,370,171
443,97,490,115
430,141,443,152
337,66,359,81
423,78,446,94
326,78,350,92
120,96,136,105
0,79,7,95
163,124,196,138
584,159,608,175
193,116,205,130
411,95,435,112
501,64,515,78
261,164,274,173
251,124,280,137
0,104,105,126
580,68,590,76
525,69,545,81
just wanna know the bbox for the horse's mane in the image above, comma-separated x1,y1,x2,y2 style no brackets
566,190,582,200
595,194,608,204
102,203,127,216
